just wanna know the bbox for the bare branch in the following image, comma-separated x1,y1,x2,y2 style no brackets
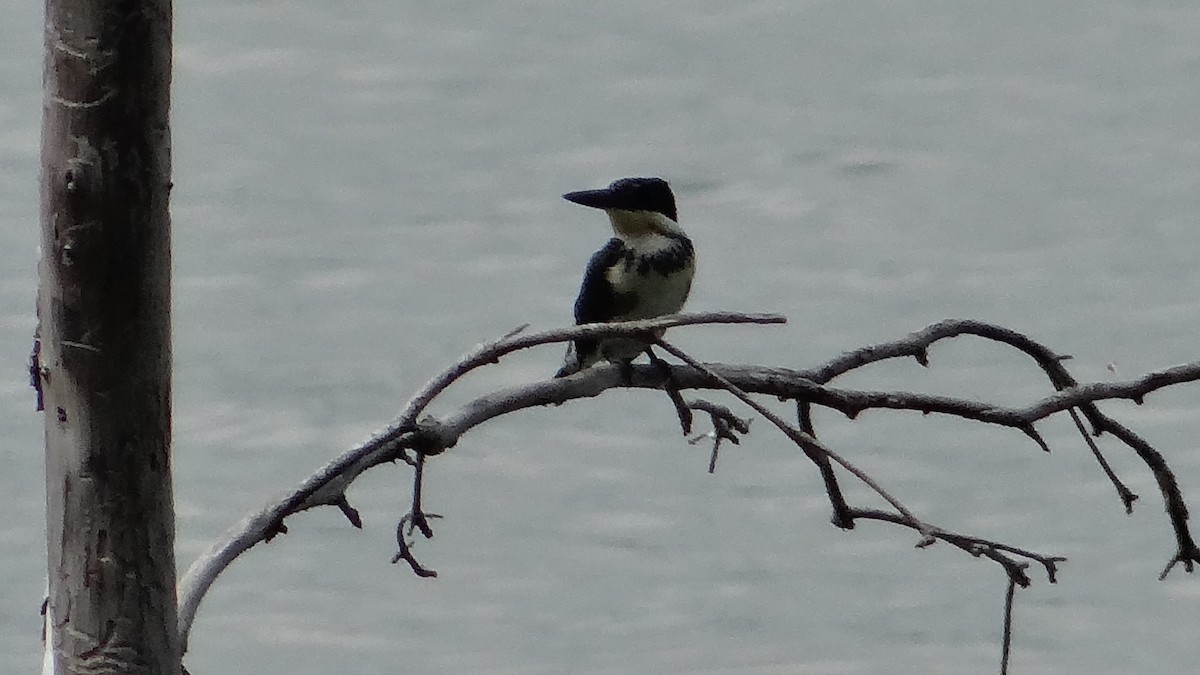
175,314,1200,657
401,312,785,435
403,357,1193,581
647,346,693,434
652,340,1074,582
797,401,854,529
848,508,1065,585
175,311,783,650
797,319,1197,572
652,339,934,539
799,319,1072,386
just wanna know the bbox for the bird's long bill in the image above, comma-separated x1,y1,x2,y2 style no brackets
562,188,619,210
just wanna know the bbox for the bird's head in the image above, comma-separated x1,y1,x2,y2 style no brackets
563,177,680,238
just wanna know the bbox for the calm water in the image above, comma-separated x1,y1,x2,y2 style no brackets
3,2,1200,673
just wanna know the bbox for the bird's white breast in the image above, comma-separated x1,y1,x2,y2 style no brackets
605,232,694,319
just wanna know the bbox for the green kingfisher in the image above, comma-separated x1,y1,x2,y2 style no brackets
554,177,696,378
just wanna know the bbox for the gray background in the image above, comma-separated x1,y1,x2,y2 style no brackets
3,2,1199,673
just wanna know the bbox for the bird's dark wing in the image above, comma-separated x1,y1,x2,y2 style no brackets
575,237,627,324
554,238,628,377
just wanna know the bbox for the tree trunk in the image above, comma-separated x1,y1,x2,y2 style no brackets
38,0,177,672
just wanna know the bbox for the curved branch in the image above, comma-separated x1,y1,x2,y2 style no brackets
806,320,1200,571
176,315,1200,653
800,319,1194,554
800,319,1073,386
175,311,784,651
848,508,1064,584
396,361,1200,460
404,358,1200,579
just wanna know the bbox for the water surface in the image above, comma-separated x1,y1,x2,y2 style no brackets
2,2,1199,673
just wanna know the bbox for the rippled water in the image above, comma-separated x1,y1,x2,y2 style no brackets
3,2,1199,673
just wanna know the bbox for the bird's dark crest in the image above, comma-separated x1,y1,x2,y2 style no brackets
605,177,677,222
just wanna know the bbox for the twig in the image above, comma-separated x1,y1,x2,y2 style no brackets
1067,407,1137,512
392,451,443,575
849,508,1064,585
686,400,750,473
797,400,854,529
648,346,693,434
391,512,439,578
1001,576,1017,675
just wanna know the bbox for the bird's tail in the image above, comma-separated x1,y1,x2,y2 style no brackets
553,342,581,378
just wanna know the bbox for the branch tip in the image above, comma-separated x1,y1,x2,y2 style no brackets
393,511,443,578
1042,557,1064,583
1009,567,1032,589
335,497,363,529
1001,577,1017,675
1021,425,1051,453
1158,546,1200,580
502,323,530,339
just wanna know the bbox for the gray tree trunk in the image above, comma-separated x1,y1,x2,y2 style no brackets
38,0,178,672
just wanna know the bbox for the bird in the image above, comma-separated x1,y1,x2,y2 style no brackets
554,176,695,378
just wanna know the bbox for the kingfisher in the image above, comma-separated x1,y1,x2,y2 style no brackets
554,177,696,378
